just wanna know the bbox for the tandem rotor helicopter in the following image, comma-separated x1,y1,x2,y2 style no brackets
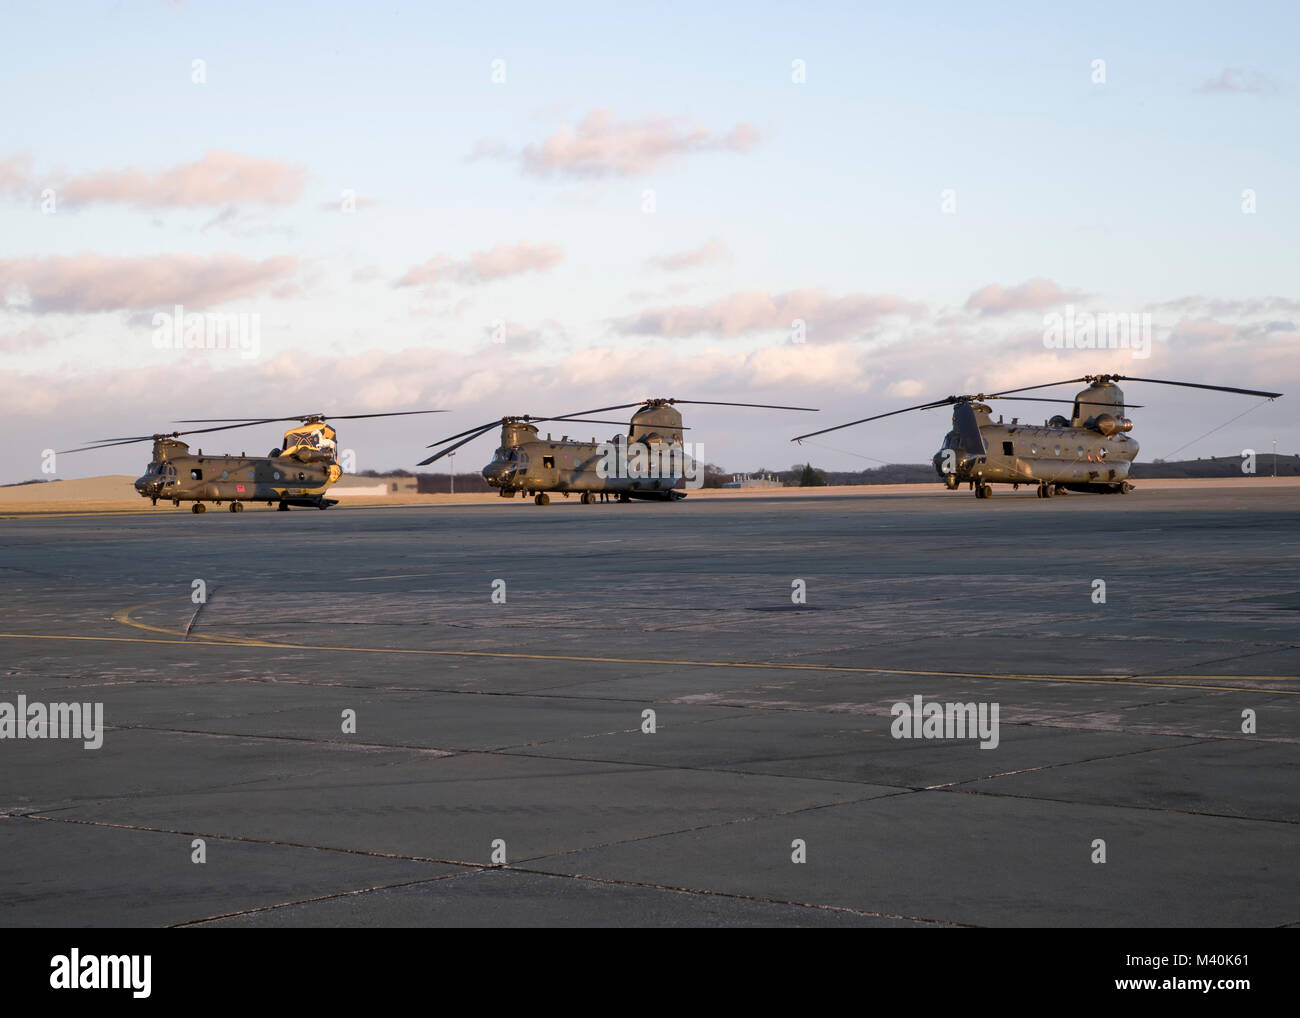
793,374,1283,499
60,411,443,513
420,398,818,504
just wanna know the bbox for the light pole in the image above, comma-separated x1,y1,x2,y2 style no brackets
449,452,455,495
1274,439,1277,478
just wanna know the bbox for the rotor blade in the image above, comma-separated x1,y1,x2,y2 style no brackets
547,403,646,421
176,409,445,424
169,420,284,435
987,396,1145,408
667,400,820,411
535,417,691,429
986,378,1088,397
58,436,160,453
60,418,289,454
1112,375,1282,399
309,410,447,421
417,425,498,465
425,419,507,448
791,399,956,442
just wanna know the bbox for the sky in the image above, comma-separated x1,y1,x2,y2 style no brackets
1,0,1297,483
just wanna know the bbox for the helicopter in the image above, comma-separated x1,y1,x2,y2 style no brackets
59,411,444,513
419,398,818,504
791,374,1283,499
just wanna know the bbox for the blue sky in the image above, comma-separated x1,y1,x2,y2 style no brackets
1,0,1296,480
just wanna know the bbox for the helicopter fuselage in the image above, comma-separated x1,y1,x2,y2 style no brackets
483,405,691,504
934,419,1139,491
133,439,342,512
932,382,1140,497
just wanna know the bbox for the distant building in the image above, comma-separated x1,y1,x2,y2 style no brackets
721,473,783,489
333,474,418,497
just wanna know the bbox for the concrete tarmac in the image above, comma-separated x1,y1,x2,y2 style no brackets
1,484,1297,926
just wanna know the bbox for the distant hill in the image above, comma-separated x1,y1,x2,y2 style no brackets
348,454,1300,491
1130,454,1300,478
770,454,1300,486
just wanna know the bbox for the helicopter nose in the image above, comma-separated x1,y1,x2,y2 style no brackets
482,464,511,486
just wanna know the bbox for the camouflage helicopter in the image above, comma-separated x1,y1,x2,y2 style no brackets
792,374,1282,499
419,398,817,504
60,411,443,513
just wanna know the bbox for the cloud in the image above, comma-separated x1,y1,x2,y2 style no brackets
479,319,568,353
510,109,761,178
0,153,33,197
614,289,922,341
7,302,1297,481
1149,296,1300,317
466,138,508,161
318,194,380,212
0,253,298,313
396,241,564,290
57,150,306,208
0,327,53,352
646,238,730,272
1198,68,1279,94
964,278,1084,316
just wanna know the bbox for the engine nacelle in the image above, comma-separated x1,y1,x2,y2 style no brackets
1090,413,1133,436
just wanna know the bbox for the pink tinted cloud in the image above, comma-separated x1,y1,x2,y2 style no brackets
0,154,34,197
1150,295,1300,317
396,241,563,289
964,278,1084,315
517,109,761,178
646,238,731,272
0,253,298,312
0,327,53,352
614,289,921,341
58,150,306,208
1198,68,1278,94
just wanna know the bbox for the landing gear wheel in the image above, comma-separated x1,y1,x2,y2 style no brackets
191,503,206,514
230,502,243,513
580,492,593,504
277,502,289,511
534,493,550,505
1037,483,1053,498
1120,481,1133,494
976,484,992,499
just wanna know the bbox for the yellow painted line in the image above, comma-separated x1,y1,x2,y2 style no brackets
347,573,432,582
0,598,1274,696
1,626,1295,696
0,509,165,520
